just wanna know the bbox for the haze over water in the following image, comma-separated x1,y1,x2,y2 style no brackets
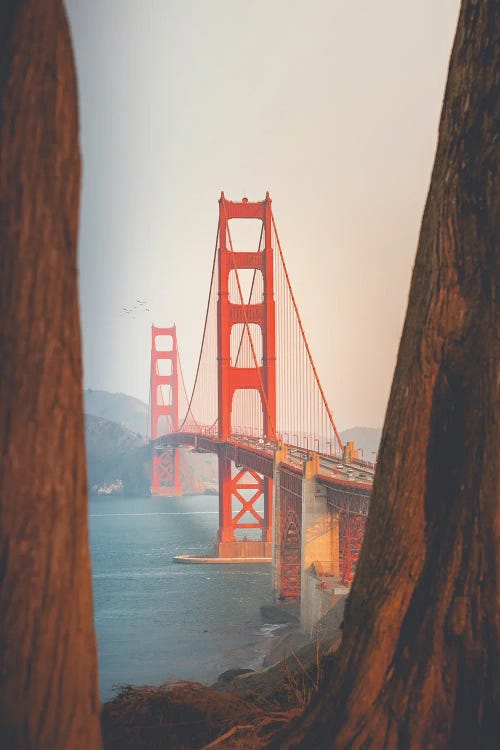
89,494,278,701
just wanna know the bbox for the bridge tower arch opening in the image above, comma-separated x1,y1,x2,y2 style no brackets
150,324,182,496
216,193,276,558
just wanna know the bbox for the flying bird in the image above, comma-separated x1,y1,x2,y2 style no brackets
120,301,151,318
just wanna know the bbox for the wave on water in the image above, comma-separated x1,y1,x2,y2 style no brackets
89,511,219,517
92,569,178,580
259,623,288,635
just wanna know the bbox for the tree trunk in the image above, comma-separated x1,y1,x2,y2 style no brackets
0,2,103,748
276,1,499,748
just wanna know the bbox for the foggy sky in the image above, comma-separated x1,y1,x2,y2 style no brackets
65,0,460,431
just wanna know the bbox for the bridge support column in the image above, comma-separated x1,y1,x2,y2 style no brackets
151,447,182,496
150,325,182,496
215,454,272,559
273,453,302,601
300,454,340,634
272,444,286,598
215,193,275,561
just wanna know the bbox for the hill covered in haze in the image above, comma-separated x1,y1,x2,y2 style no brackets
85,414,151,495
85,413,216,496
84,388,149,436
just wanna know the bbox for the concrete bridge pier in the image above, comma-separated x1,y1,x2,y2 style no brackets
271,448,353,631
300,455,343,635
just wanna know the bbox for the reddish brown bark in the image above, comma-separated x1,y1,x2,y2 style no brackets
276,1,499,748
0,2,102,748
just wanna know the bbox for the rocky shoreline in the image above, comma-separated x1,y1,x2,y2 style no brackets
211,596,346,700
101,596,347,749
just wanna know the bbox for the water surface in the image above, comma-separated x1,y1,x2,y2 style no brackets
89,494,276,700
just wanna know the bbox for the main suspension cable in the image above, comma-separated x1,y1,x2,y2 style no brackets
177,222,220,432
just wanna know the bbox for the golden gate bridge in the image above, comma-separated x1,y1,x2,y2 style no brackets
148,193,373,613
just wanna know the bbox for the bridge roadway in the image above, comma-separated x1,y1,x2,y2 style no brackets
156,430,373,506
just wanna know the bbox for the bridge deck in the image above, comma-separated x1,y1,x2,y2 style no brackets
156,432,372,503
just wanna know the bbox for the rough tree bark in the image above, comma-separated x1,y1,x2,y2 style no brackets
276,1,498,748
0,2,103,748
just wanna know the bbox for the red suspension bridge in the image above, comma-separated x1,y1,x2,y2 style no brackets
149,193,374,606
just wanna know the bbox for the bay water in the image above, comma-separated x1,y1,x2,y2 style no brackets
89,494,278,701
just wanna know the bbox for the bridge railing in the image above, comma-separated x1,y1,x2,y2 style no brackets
351,457,377,471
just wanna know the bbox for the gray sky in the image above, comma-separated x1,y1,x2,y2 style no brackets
66,0,460,431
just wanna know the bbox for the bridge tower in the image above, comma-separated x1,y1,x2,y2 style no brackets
216,193,276,558
150,324,182,496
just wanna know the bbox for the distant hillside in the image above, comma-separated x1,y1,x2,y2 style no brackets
85,414,150,495
85,413,217,496
340,427,382,458
84,389,148,436
183,449,218,492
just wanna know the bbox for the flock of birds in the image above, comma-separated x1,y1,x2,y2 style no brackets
120,299,150,319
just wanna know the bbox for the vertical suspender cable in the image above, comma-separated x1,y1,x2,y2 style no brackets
271,211,343,454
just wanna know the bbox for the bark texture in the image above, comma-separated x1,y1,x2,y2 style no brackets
0,2,103,748
277,1,499,748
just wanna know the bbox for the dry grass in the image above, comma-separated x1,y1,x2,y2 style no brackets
101,652,327,750
102,680,262,750
101,680,304,750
